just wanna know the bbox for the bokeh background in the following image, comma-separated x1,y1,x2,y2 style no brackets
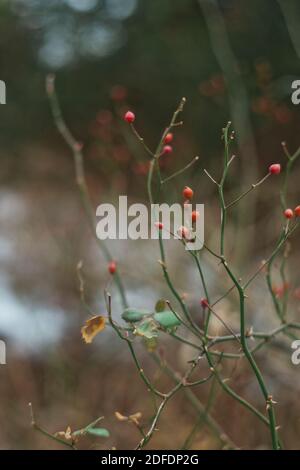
1,0,300,450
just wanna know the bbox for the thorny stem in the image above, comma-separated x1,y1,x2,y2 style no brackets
136,367,213,450
142,99,244,447
139,102,287,449
181,376,218,450
217,124,280,449
190,251,211,336
226,264,279,449
147,98,202,335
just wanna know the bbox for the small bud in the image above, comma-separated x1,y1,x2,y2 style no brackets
183,186,194,200
269,163,281,175
155,222,163,230
200,298,209,308
162,145,172,154
284,208,294,219
108,261,117,274
124,110,135,123
164,132,173,144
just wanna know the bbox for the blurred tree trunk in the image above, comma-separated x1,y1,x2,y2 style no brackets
278,0,300,59
198,0,259,267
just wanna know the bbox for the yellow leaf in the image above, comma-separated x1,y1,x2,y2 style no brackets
115,411,128,421
55,426,73,442
81,315,106,344
115,411,142,425
129,412,142,425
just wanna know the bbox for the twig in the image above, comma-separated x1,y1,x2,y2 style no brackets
46,74,128,308
162,156,199,184
29,403,76,450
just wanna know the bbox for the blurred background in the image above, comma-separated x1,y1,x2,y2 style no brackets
1,0,300,450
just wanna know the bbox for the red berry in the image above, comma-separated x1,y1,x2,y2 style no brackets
164,132,173,144
178,226,190,239
108,261,117,274
183,186,194,200
269,163,281,175
294,205,300,217
191,210,200,223
155,222,163,230
200,298,209,308
124,111,135,123
284,208,294,219
163,145,172,154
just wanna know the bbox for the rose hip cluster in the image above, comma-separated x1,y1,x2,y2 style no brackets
284,206,300,219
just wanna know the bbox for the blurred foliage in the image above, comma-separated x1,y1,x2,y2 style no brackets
0,0,299,155
1,0,300,450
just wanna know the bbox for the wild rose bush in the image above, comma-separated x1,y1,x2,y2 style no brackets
31,75,300,450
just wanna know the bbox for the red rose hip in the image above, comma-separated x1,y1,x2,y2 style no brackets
294,205,300,217
108,261,117,274
162,145,172,154
269,163,281,175
191,210,200,223
183,186,194,200
164,132,173,144
124,111,135,123
284,208,294,219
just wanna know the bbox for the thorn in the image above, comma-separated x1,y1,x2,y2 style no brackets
246,326,254,338
158,259,167,269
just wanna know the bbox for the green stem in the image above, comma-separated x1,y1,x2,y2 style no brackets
223,262,280,449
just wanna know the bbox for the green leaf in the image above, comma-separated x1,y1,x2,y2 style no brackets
155,299,167,312
86,427,110,438
72,416,104,437
154,310,181,329
134,318,158,339
122,308,151,323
